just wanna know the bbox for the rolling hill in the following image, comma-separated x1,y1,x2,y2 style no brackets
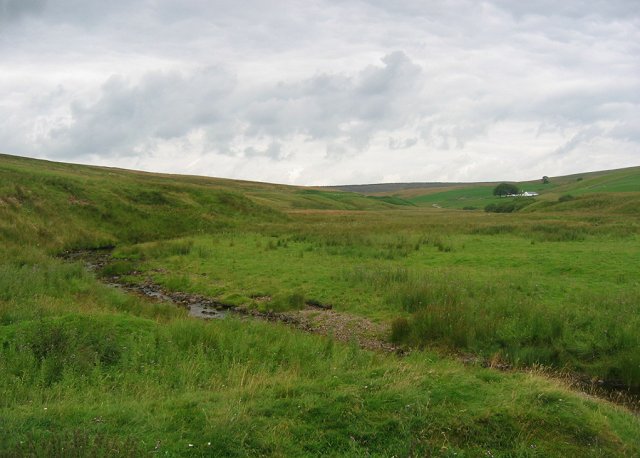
326,166,640,211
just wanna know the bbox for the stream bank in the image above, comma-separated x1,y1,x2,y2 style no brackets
61,248,401,354
60,248,639,413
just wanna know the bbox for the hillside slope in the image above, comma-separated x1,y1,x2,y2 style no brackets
0,153,408,252
378,166,640,210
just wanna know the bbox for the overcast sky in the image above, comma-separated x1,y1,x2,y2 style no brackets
1,0,639,185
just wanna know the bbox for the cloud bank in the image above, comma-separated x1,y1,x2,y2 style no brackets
1,0,639,184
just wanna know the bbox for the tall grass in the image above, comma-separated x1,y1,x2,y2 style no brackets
345,265,640,389
2,310,639,456
109,220,640,390
0,255,183,325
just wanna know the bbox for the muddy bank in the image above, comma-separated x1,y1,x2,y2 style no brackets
62,249,228,320
124,279,399,353
60,248,401,354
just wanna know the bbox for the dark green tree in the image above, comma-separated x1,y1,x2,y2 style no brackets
493,183,519,197
542,176,550,184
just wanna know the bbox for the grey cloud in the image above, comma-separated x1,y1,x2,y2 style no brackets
609,118,640,143
325,142,349,159
219,51,425,153
43,51,424,159
551,126,603,157
420,121,492,150
389,137,417,150
44,67,236,158
0,0,140,31
243,141,283,160
0,0,45,24
492,0,640,19
364,0,640,21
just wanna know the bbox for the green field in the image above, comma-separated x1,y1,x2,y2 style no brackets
1,153,640,456
386,167,640,210
112,213,640,390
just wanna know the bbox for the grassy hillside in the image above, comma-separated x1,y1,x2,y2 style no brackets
325,182,466,194
327,166,640,199
533,167,640,194
0,153,406,251
1,154,640,456
366,166,640,210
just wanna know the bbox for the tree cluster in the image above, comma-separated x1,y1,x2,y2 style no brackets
492,183,519,197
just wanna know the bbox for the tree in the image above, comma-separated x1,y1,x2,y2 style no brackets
542,176,550,184
493,183,519,197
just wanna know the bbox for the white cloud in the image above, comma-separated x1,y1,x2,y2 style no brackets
0,0,638,184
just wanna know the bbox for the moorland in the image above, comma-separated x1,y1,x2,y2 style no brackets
1,152,639,456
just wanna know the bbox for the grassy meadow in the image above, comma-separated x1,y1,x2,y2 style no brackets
113,209,640,390
1,153,640,456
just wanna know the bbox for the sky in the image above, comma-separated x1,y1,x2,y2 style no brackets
1,0,639,185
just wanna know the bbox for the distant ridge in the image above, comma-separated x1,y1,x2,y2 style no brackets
324,166,640,195
324,182,469,194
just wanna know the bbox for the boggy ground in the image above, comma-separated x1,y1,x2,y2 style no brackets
65,248,400,353
66,247,640,413
106,209,640,395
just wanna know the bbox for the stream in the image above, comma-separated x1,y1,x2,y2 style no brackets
60,247,640,413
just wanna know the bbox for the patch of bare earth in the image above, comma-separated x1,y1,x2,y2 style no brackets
287,307,400,353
